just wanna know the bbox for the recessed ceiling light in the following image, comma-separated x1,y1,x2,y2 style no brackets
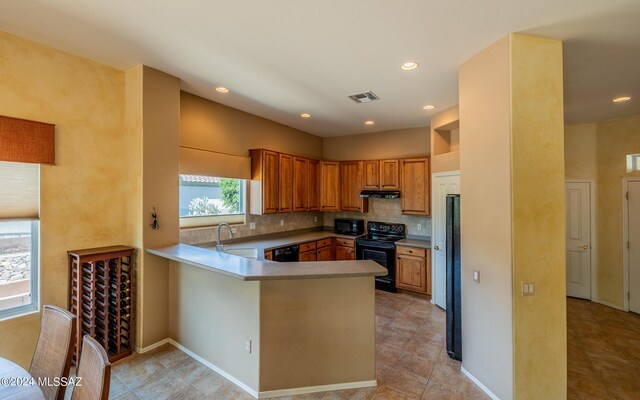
613,96,631,103
215,87,229,93
364,120,375,126
300,113,311,118
423,105,435,110
401,62,419,71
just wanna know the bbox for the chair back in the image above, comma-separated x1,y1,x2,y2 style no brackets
71,336,111,400
30,304,77,400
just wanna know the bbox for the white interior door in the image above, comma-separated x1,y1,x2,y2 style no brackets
628,181,640,313
565,181,592,299
432,173,460,309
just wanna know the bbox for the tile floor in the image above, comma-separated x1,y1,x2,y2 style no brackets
89,290,488,400
567,297,640,400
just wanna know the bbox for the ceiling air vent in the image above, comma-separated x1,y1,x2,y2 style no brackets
348,91,380,104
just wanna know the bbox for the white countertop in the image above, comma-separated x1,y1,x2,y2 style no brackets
147,243,388,281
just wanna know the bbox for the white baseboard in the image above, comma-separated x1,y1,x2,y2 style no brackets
461,367,501,400
258,380,377,399
134,338,170,354
597,300,626,311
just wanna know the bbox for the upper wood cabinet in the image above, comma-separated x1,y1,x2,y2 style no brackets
363,160,380,189
340,161,368,213
249,149,279,215
380,159,400,189
320,161,341,211
400,158,430,216
279,154,294,213
307,159,320,211
293,157,308,212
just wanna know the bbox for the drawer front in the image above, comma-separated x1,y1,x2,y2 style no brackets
317,238,333,248
299,241,317,252
335,238,355,248
396,245,426,258
300,250,317,262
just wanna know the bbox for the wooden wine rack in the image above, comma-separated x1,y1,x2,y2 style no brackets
68,245,135,365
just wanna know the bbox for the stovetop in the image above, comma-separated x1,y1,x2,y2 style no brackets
357,221,406,244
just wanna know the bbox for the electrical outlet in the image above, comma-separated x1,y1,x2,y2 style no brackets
473,270,480,283
245,339,252,353
314,216,318,222
280,220,284,226
417,224,422,231
522,282,535,296
231,227,237,234
249,222,256,230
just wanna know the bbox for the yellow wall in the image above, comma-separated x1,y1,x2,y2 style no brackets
0,30,128,367
322,127,430,161
564,115,640,307
430,106,460,173
181,92,322,159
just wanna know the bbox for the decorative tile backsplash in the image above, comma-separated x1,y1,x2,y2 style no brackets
180,198,431,245
322,198,431,237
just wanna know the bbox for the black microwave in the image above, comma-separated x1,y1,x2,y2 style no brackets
334,219,365,236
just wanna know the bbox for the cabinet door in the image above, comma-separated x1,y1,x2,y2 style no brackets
307,159,320,211
340,161,367,212
380,159,400,190
279,154,294,213
320,162,341,211
396,255,427,293
263,150,279,214
400,158,430,216
264,251,273,261
425,249,432,296
363,160,380,189
317,245,334,261
335,245,355,260
293,157,308,212
300,250,317,262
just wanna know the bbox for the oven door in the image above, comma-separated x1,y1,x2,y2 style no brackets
356,242,397,292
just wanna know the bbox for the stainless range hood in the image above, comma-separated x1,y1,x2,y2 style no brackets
359,190,401,199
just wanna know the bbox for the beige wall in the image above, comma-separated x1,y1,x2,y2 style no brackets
431,106,461,173
459,36,514,400
460,34,566,400
0,30,129,366
509,34,566,400
322,127,430,161
564,115,640,308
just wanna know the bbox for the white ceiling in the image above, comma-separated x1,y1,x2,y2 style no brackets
1,0,639,137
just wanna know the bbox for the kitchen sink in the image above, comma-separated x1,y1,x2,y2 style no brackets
222,247,259,260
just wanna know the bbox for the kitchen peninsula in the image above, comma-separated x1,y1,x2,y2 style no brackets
148,243,386,398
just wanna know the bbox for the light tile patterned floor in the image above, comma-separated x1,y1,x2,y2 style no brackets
567,297,640,400
98,290,488,400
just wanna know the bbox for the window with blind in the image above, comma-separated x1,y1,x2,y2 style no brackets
0,161,39,320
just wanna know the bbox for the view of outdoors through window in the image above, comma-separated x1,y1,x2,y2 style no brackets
179,175,245,217
0,221,33,312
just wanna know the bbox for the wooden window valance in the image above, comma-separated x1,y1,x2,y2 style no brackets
0,115,55,165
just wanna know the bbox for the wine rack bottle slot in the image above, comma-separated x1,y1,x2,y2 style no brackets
68,246,134,365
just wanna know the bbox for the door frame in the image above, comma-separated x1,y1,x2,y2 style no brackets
432,170,460,306
622,178,640,312
566,179,597,302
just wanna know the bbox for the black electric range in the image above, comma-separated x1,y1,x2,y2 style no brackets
356,221,406,292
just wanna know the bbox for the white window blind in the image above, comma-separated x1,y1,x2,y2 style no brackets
179,147,251,180
0,161,39,219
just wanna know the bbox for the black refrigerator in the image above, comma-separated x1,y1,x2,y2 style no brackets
446,194,462,361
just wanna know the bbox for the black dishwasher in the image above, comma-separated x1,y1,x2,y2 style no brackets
272,245,300,262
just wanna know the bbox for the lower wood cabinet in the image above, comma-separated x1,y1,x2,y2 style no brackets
396,246,431,295
316,238,334,261
300,250,317,262
335,238,355,261
264,250,273,260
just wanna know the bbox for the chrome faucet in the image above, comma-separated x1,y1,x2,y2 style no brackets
216,223,234,251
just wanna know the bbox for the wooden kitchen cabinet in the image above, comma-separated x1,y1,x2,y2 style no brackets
279,153,294,213
320,161,341,211
400,158,430,216
264,250,273,260
363,160,380,189
316,238,335,261
307,159,320,211
335,238,355,261
380,159,400,189
300,250,317,262
249,149,279,215
396,246,431,295
340,161,368,212
293,157,308,212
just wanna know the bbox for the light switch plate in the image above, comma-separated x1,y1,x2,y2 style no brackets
249,222,256,230
522,282,535,296
473,270,480,283
280,220,285,226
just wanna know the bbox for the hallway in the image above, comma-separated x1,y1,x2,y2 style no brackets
568,297,640,399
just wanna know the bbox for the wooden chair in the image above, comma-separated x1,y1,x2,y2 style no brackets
71,336,111,400
29,304,77,400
